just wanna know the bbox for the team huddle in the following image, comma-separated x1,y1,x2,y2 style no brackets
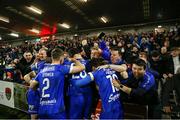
24,38,159,119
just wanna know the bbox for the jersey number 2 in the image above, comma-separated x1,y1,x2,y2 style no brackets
42,78,50,98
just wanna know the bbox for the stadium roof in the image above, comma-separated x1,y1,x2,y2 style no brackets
0,0,180,41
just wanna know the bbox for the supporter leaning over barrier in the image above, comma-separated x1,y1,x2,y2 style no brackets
13,51,35,80
4,51,35,83
112,59,161,118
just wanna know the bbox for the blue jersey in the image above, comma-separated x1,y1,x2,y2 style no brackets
35,64,71,115
99,39,111,61
123,70,158,105
125,71,157,92
71,68,123,118
31,60,46,73
66,59,92,119
63,58,71,65
91,68,122,112
27,61,46,115
64,60,91,95
67,59,92,95
26,88,40,114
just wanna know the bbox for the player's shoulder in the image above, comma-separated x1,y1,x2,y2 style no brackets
43,63,51,67
63,59,72,65
93,68,105,76
55,64,71,73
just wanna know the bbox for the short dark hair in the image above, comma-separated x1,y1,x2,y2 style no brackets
56,45,66,51
24,50,32,54
68,48,81,57
51,48,64,60
90,57,107,68
133,59,146,70
151,50,160,57
110,47,122,56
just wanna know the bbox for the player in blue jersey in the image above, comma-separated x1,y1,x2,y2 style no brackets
26,86,40,119
112,59,161,118
30,48,85,119
24,48,48,119
72,58,126,119
24,48,48,82
66,48,92,119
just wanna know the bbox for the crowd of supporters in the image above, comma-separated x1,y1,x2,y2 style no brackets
0,26,179,119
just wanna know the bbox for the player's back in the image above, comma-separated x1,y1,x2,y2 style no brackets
92,68,122,112
68,59,92,95
36,64,70,115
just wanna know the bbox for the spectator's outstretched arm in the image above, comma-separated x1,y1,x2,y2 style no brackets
112,79,132,95
97,64,127,73
112,79,149,96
